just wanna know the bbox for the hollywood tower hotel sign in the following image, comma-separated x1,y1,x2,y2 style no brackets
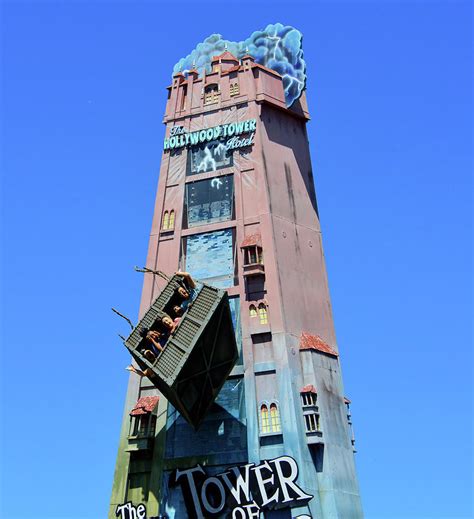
110,24,363,519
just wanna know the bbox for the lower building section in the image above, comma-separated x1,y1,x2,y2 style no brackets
110,332,363,518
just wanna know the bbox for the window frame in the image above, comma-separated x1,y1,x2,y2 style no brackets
258,303,268,324
204,83,219,105
181,227,238,289
258,400,282,437
300,391,321,435
183,174,235,229
230,82,240,97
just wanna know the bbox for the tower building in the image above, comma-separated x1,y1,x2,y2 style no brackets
110,25,363,519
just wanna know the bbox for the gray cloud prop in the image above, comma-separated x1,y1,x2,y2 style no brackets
173,23,306,107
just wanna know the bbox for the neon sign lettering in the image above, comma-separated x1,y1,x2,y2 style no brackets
164,119,257,151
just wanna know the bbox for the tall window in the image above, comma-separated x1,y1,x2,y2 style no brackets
183,228,236,289
249,248,257,264
258,303,268,324
168,210,175,229
243,246,263,265
249,305,257,318
162,211,169,230
270,403,281,432
304,413,320,433
259,401,281,435
204,84,219,105
184,176,234,228
132,414,155,437
260,404,270,434
300,389,321,434
161,210,175,231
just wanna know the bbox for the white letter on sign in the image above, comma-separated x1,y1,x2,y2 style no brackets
175,465,206,518
271,456,313,503
201,476,226,514
252,460,279,507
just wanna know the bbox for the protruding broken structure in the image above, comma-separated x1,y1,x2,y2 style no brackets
123,274,238,430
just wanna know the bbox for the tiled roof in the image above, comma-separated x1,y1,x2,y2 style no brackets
221,65,242,75
299,332,338,357
130,396,159,416
241,233,262,248
211,51,239,63
251,62,282,78
301,384,317,394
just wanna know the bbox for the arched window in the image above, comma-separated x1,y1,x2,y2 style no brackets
168,210,175,229
204,84,219,105
270,403,281,432
258,303,268,324
162,211,169,230
249,305,257,318
260,404,270,434
230,82,240,96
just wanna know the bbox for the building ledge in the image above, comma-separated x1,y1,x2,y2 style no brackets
259,431,283,439
181,219,236,237
125,437,154,452
250,324,271,336
306,431,324,445
302,406,319,414
243,263,265,277
254,361,276,374
229,365,244,377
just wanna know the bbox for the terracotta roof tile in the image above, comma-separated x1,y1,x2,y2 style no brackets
222,65,242,75
301,384,317,394
241,233,262,248
299,332,338,357
211,51,239,63
251,62,282,78
130,396,159,416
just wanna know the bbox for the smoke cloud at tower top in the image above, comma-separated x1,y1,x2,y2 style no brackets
173,23,307,107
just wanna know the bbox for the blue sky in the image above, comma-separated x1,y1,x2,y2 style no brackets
1,1,472,518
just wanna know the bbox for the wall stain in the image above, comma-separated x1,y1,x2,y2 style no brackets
284,163,300,255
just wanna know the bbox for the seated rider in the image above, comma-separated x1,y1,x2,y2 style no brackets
127,312,180,377
139,327,166,362
175,271,199,313
161,313,180,333
126,274,197,379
